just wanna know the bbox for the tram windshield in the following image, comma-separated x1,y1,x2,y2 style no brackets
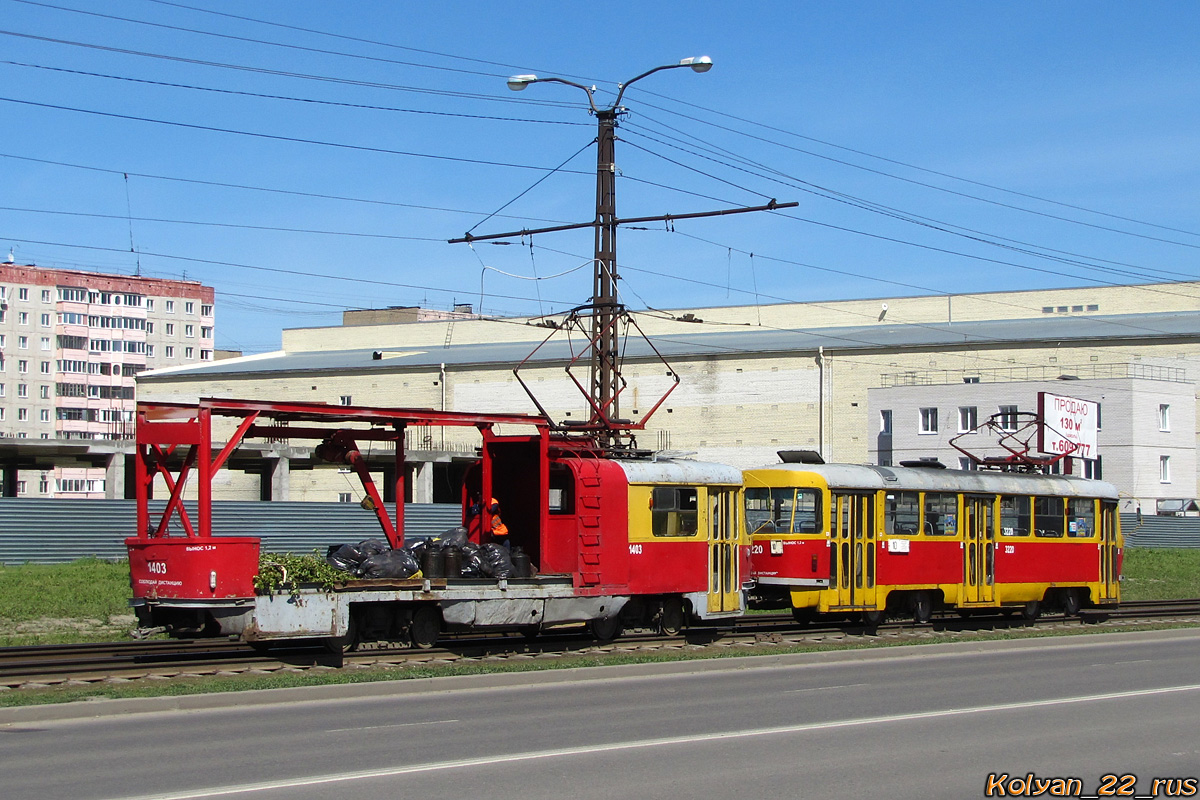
746,487,822,534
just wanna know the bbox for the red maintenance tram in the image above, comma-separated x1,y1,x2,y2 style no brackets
126,398,746,647
746,457,1122,624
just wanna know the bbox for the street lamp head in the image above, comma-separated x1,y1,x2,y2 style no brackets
679,56,713,73
507,74,538,91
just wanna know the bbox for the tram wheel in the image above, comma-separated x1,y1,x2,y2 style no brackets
862,609,885,627
659,598,686,636
326,625,359,654
790,607,815,627
1061,589,1081,616
911,592,933,624
410,605,442,649
589,616,622,642
1021,600,1041,621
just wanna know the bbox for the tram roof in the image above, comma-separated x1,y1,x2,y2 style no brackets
746,462,1120,499
139,310,1200,381
617,457,743,486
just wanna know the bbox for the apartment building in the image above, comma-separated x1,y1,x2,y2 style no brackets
0,262,214,497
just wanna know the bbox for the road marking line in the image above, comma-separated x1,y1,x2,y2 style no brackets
325,719,458,733
110,682,1200,800
784,683,869,693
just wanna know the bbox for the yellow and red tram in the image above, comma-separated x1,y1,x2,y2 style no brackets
746,461,1122,624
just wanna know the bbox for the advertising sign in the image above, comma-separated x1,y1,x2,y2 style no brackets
1037,392,1098,460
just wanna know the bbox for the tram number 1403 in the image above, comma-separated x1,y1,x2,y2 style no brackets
629,544,643,555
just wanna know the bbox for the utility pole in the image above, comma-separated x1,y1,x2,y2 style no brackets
451,58,797,450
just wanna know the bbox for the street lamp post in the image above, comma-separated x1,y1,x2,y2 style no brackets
507,58,713,444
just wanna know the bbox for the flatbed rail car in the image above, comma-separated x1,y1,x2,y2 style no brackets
745,461,1122,624
126,398,746,647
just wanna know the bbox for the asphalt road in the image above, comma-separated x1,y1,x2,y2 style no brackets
3,629,1199,800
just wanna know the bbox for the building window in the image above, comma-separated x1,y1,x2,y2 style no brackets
200,350,212,360
40,289,51,302
165,346,174,358
165,323,175,336
16,480,26,495
185,347,194,359
39,409,49,422
201,304,213,316
1159,404,1170,432
880,409,892,435
146,322,154,334
38,385,48,398
39,361,49,374
146,344,155,357
339,395,353,406
18,360,28,373
0,383,4,397
185,324,195,338
17,384,27,398
145,298,154,311
38,476,49,493
18,312,28,325
958,457,977,471
1160,456,1171,483
18,336,27,349
17,408,28,421
919,407,938,434
201,326,212,338
165,300,175,313
1083,456,1103,480
40,336,50,350
40,313,50,327
18,287,28,301
185,301,195,314
998,405,1019,431
338,492,353,503
958,406,978,433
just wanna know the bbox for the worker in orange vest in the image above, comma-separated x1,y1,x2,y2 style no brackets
487,498,510,550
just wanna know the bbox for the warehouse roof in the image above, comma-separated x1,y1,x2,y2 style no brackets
140,309,1200,382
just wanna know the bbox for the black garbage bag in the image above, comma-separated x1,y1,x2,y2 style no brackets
458,541,484,578
434,526,469,550
325,538,391,574
479,542,515,579
358,549,420,580
404,538,430,562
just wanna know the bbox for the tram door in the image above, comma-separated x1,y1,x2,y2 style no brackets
707,488,742,614
830,492,876,609
963,496,996,604
1099,501,1120,601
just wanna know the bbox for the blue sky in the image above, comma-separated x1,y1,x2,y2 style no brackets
2,1,1198,353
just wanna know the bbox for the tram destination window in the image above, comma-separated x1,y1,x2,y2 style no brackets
885,491,920,535
1034,496,1066,537
999,496,1031,536
923,493,957,535
745,487,821,534
652,486,699,537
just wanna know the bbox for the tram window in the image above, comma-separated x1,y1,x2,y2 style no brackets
885,491,920,535
999,496,1032,537
1034,496,1066,537
745,487,821,534
1068,498,1094,537
652,486,699,537
923,493,957,535
548,465,575,515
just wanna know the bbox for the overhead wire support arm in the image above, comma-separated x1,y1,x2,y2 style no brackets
447,200,798,244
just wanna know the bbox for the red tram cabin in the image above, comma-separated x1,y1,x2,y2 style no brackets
126,398,747,647
745,460,1122,624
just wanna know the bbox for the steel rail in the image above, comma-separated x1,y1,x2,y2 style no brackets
3,599,1196,689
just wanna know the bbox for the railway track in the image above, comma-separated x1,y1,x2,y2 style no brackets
3,599,1197,690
